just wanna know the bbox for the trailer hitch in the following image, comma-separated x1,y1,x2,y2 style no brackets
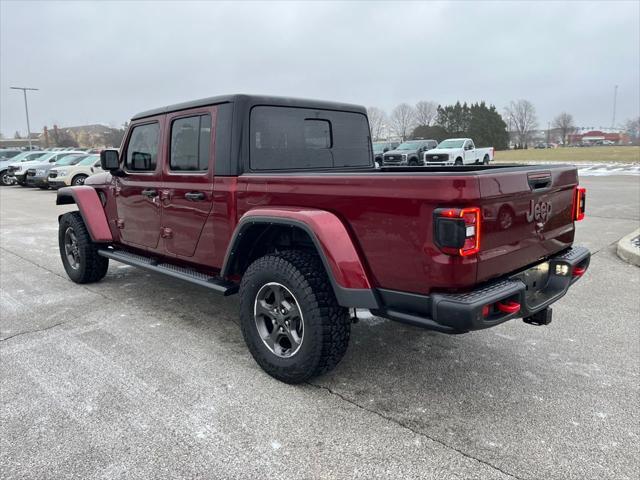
523,307,553,326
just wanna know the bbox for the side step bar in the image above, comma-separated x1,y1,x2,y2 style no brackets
98,249,239,296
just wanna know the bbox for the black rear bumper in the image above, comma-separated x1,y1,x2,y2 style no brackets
372,246,591,333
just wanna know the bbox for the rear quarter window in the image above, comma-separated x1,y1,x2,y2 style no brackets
250,106,371,171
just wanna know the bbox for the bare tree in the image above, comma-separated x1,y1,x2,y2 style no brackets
415,100,438,127
367,107,387,141
552,112,575,146
624,117,640,145
504,100,538,148
390,103,416,141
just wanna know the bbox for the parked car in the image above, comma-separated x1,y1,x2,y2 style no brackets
0,149,22,161
4,151,48,185
382,139,438,166
423,138,494,166
55,94,589,384
372,141,399,166
48,154,101,188
26,153,89,189
9,150,86,186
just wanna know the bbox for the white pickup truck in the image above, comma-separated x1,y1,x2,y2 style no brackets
423,138,494,166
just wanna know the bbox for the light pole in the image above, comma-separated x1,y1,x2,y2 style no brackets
10,86,39,150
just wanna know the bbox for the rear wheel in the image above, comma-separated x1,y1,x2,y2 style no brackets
72,174,88,186
483,155,490,165
58,211,109,284
239,250,350,383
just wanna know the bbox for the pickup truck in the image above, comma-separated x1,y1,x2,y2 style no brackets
382,139,438,166
424,138,494,166
55,94,589,383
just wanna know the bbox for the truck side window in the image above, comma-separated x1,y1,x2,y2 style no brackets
250,106,371,171
170,114,211,171
125,123,160,171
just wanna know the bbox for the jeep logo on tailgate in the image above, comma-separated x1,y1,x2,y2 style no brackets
526,199,552,223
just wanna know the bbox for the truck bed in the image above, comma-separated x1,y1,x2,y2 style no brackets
236,163,579,295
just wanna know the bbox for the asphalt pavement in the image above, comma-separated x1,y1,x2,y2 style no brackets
1,175,638,480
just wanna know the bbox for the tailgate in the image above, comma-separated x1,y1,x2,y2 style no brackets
477,166,578,283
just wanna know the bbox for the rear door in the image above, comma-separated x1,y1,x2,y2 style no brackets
160,107,215,257
476,167,578,283
115,118,164,250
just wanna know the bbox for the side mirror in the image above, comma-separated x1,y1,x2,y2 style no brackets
100,149,120,171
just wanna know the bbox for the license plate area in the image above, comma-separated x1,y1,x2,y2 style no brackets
513,261,553,310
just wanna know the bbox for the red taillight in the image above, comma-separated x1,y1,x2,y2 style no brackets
434,206,482,256
574,186,586,221
459,207,481,256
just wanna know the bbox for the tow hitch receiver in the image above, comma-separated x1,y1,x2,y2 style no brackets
523,307,552,326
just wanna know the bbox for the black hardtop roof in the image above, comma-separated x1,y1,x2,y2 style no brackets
131,94,367,121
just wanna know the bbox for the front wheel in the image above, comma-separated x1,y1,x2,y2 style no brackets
72,174,88,186
0,171,13,186
239,250,350,383
454,158,463,166
58,211,109,283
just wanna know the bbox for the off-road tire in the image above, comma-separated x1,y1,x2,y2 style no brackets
58,211,109,284
72,174,88,186
239,250,350,383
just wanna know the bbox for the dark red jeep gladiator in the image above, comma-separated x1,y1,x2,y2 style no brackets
56,94,589,383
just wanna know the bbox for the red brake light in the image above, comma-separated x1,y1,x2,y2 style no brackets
459,207,481,256
434,206,481,256
574,186,586,221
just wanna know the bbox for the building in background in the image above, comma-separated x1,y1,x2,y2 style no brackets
568,129,630,146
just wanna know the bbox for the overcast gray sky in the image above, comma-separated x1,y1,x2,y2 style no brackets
1,0,638,137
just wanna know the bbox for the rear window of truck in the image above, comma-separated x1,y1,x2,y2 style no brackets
250,106,371,171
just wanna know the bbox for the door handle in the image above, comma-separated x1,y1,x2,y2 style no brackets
141,188,158,198
185,191,206,201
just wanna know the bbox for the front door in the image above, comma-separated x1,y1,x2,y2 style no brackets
160,108,215,257
115,119,164,250
464,140,477,164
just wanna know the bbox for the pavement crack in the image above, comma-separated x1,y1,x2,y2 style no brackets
591,238,622,257
0,321,66,342
307,382,526,480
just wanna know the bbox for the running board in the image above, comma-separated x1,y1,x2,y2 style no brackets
98,249,238,296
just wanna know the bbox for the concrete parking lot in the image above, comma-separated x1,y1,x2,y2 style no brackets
1,176,638,480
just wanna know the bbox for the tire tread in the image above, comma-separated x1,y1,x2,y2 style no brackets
239,250,350,383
